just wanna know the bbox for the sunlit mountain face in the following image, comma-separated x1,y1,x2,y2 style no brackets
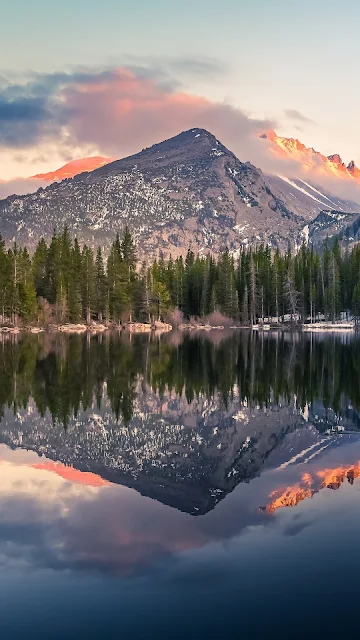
262,463,360,513
262,130,360,182
30,461,111,487
31,156,114,182
0,157,114,186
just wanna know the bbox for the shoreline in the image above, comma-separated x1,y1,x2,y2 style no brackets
0,321,357,335
0,322,173,335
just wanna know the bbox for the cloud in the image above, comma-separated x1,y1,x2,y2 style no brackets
0,95,54,147
60,68,277,168
0,64,274,158
284,109,317,125
157,55,229,82
1,63,360,206
0,178,44,199
0,68,119,149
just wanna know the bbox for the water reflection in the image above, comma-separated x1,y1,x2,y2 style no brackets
1,330,360,517
1,330,360,425
2,436,360,579
2,331,360,637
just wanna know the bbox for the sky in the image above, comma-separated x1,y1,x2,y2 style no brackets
1,0,360,181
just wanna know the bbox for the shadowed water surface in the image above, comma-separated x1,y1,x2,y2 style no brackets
1,330,360,638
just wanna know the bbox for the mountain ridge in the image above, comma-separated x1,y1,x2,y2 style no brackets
1,127,360,256
262,130,360,182
0,128,304,256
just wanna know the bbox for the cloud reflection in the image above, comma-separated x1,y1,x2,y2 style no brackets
2,437,360,578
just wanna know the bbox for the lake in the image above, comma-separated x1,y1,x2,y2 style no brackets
1,329,360,638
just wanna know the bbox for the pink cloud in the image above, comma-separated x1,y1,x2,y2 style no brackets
61,68,274,160
60,68,360,202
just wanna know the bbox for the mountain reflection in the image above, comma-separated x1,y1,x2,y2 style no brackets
1,330,360,515
262,462,360,513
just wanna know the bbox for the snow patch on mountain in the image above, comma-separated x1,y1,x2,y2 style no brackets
277,175,333,207
297,179,341,208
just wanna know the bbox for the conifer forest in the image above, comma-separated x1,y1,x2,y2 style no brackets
1,226,360,325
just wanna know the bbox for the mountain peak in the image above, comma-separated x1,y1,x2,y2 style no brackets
347,160,360,178
264,130,314,155
327,153,345,167
262,130,360,182
139,127,220,153
86,127,230,181
0,127,299,256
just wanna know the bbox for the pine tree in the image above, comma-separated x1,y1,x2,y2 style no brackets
0,236,10,321
241,285,249,324
328,251,341,322
68,238,82,322
94,247,106,322
216,249,238,318
32,238,48,299
135,262,152,321
81,246,96,324
151,281,171,320
45,231,61,305
8,244,21,325
249,252,257,325
174,256,185,311
285,263,298,320
121,226,137,273
18,247,37,323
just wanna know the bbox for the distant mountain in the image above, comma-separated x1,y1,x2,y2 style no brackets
261,132,360,248
262,459,360,513
262,130,360,182
0,128,304,255
266,175,360,220
31,156,114,182
0,157,114,194
308,209,360,247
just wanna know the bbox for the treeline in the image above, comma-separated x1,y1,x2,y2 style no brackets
1,227,360,324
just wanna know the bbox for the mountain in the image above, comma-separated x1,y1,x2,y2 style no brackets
262,130,360,182
0,391,316,515
31,156,113,182
2,384,358,515
0,128,305,255
1,128,360,255
260,131,360,247
262,460,360,513
266,175,360,220
308,209,360,247
0,157,114,197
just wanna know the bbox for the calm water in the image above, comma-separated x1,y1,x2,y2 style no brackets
1,330,360,638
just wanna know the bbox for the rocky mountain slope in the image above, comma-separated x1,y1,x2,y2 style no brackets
1,127,360,255
266,175,360,220
0,128,307,256
308,209,360,247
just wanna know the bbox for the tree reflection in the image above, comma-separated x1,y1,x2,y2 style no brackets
0,331,359,427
